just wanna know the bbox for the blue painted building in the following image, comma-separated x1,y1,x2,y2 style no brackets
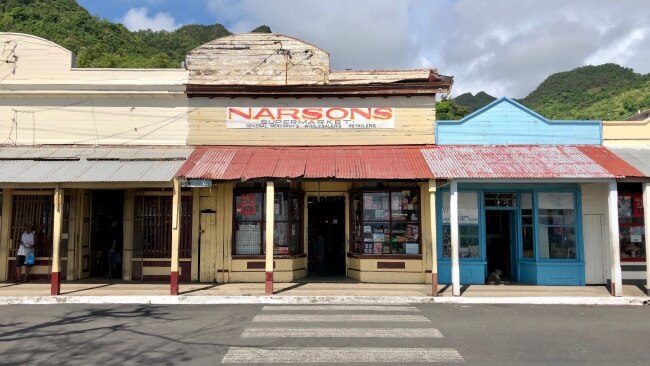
437,97,601,145
431,98,608,286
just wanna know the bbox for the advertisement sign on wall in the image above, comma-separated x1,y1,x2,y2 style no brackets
226,107,395,129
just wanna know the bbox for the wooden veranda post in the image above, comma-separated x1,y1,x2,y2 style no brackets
450,180,460,296
265,181,275,295
607,181,623,296
429,180,438,296
170,178,181,295
643,183,650,295
51,186,64,295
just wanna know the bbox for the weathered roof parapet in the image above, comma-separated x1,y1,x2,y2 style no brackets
186,33,330,86
185,33,453,96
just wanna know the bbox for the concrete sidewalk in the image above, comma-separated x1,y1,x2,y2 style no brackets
0,280,648,305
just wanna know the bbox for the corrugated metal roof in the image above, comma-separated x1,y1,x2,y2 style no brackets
0,146,193,183
578,146,645,178
607,147,650,177
420,145,641,179
177,146,434,180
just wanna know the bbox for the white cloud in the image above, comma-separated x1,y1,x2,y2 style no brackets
204,0,650,98
121,7,181,31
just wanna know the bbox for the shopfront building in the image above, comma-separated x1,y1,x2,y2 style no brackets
433,98,645,294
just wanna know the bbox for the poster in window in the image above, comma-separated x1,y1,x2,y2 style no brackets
618,196,632,218
241,194,257,216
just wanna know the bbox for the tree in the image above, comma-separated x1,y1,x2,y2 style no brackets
436,98,470,120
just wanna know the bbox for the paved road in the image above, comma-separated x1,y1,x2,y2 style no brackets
0,303,648,365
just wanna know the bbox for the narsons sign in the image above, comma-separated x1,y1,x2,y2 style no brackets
226,107,395,129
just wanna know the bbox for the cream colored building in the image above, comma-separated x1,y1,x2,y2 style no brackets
604,118,650,290
0,33,192,291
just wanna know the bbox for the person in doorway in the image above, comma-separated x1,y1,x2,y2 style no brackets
15,222,36,283
106,219,122,279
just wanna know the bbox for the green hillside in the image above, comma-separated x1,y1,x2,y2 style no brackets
0,0,269,68
453,64,650,120
522,64,650,120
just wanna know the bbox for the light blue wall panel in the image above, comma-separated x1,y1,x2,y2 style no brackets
437,98,602,145
438,261,487,284
536,263,585,285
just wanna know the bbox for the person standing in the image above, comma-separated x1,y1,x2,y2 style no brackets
15,223,36,283
106,219,122,279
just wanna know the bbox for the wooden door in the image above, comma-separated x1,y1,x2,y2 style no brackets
584,214,607,284
199,208,217,282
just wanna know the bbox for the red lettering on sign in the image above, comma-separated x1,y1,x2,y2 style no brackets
350,108,372,120
277,108,300,119
254,107,276,120
228,107,252,119
373,107,393,120
325,108,348,119
302,108,323,119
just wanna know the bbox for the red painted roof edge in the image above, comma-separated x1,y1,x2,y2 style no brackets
578,145,646,178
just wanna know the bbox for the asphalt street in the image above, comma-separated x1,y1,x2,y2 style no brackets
0,303,648,365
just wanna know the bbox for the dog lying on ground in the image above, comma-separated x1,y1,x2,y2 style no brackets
486,269,504,285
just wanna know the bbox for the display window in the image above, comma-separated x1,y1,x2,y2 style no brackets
351,189,420,255
441,191,480,259
618,192,646,261
537,192,577,259
234,190,302,256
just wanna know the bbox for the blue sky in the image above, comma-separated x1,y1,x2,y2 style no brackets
76,0,650,98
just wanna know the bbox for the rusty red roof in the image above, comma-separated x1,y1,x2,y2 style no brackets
420,145,643,179
177,146,434,181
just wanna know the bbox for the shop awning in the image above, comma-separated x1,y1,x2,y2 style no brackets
177,146,434,180
607,147,650,178
420,145,644,179
0,146,193,183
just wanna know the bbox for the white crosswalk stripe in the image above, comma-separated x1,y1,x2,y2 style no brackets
262,305,420,312
253,313,430,323
222,347,464,363
242,327,444,338
222,304,465,363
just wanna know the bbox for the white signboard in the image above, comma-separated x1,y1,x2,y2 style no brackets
226,107,395,129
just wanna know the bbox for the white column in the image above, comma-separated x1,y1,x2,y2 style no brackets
265,181,275,295
428,180,438,296
607,181,622,296
643,183,650,294
450,180,460,296
170,178,181,295
51,186,64,295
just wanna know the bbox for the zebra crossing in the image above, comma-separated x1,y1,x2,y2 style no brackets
221,304,465,364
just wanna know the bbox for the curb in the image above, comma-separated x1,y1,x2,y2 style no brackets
1,295,648,306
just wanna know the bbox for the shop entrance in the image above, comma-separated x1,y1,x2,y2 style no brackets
485,210,516,281
308,196,346,276
89,190,124,278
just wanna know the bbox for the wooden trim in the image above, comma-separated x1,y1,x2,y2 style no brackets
247,261,265,269
377,261,406,269
185,82,451,97
233,254,306,260
347,253,422,260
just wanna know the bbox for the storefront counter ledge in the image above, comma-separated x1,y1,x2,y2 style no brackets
231,255,306,282
347,253,424,283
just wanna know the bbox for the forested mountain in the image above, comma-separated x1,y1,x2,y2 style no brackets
0,0,268,68
453,64,650,120
453,91,496,113
522,64,650,120
1,1,648,120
